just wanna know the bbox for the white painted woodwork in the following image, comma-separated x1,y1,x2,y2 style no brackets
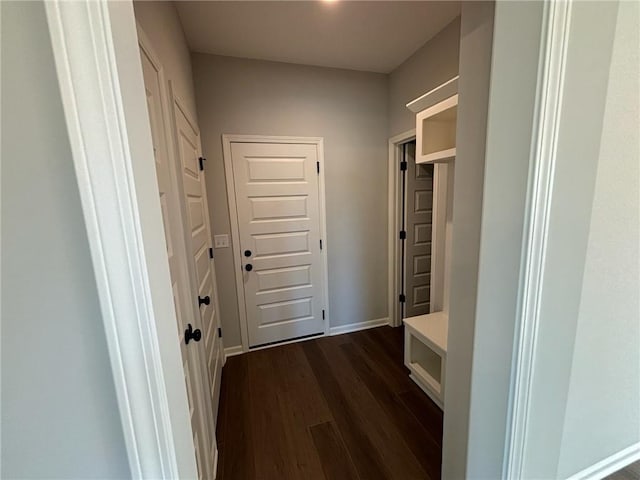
46,1,199,476
229,142,325,347
416,94,458,165
403,76,457,412
171,93,224,475
404,312,448,409
139,37,216,480
404,142,434,318
388,129,417,327
406,76,459,113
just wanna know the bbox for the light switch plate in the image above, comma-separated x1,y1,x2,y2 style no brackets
214,234,230,248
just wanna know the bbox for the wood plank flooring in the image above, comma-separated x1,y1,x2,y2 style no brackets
216,326,443,480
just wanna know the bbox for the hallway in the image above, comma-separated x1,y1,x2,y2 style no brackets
216,326,443,480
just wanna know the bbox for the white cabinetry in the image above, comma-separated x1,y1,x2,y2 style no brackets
403,77,458,410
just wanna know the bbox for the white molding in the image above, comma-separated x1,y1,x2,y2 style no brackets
224,345,244,359
567,443,640,480
406,76,459,113
430,164,449,312
45,2,192,478
388,129,416,327
329,318,390,336
221,134,330,349
503,1,572,478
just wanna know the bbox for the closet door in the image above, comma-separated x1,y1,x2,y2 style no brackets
405,143,433,318
139,35,215,480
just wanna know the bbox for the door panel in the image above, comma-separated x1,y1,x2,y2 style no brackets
173,101,224,437
139,44,213,480
405,142,434,317
230,142,325,347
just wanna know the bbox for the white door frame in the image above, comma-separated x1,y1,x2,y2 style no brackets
388,129,415,327
221,135,330,352
45,2,197,478
503,0,640,477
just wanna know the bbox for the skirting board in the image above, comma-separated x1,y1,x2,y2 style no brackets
223,318,390,357
224,345,244,359
567,443,640,480
329,318,390,336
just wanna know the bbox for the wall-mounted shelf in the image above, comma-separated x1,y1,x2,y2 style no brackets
403,76,457,411
403,312,448,409
415,94,458,164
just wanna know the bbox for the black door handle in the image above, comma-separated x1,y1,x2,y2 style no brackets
244,249,252,257
198,295,210,306
245,263,253,272
185,323,202,344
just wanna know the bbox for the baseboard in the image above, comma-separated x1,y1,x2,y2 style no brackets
567,442,640,480
329,317,390,336
224,345,244,359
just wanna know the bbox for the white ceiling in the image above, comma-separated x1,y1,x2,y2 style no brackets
176,1,461,74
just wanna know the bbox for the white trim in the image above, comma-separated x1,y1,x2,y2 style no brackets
567,443,640,480
221,134,330,350
430,164,449,312
45,2,192,478
406,76,459,113
503,1,572,477
224,345,244,359
329,318,390,336
388,129,416,327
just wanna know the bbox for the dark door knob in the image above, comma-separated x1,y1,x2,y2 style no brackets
245,263,253,272
198,295,210,306
244,249,252,257
185,323,202,344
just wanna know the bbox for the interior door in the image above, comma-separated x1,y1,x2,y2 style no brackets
230,142,325,347
404,142,434,317
139,42,214,480
172,99,224,434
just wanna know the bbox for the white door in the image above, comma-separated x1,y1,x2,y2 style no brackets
404,142,434,317
172,99,224,431
230,142,326,347
139,42,215,480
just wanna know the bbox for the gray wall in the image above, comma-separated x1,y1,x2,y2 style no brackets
523,1,639,477
558,3,639,473
134,0,199,121
441,2,498,478
192,54,389,347
388,17,461,137
461,1,544,477
1,1,130,478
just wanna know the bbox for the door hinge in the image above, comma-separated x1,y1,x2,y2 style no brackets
322,309,325,320
399,230,406,240
199,156,206,171
217,327,222,338
208,247,214,259
320,239,323,250
316,161,320,174
399,294,406,303
400,161,407,171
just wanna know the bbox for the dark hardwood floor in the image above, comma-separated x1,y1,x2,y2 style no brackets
216,326,443,480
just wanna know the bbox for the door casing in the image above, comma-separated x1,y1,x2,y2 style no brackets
222,135,330,352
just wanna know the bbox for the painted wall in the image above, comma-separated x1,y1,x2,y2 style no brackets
558,2,639,474
388,17,461,137
133,0,198,121
441,2,501,478
523,1,639,477
192,54,389,346
0,1,130,478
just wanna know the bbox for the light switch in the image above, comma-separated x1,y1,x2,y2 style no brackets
214,234,230,248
